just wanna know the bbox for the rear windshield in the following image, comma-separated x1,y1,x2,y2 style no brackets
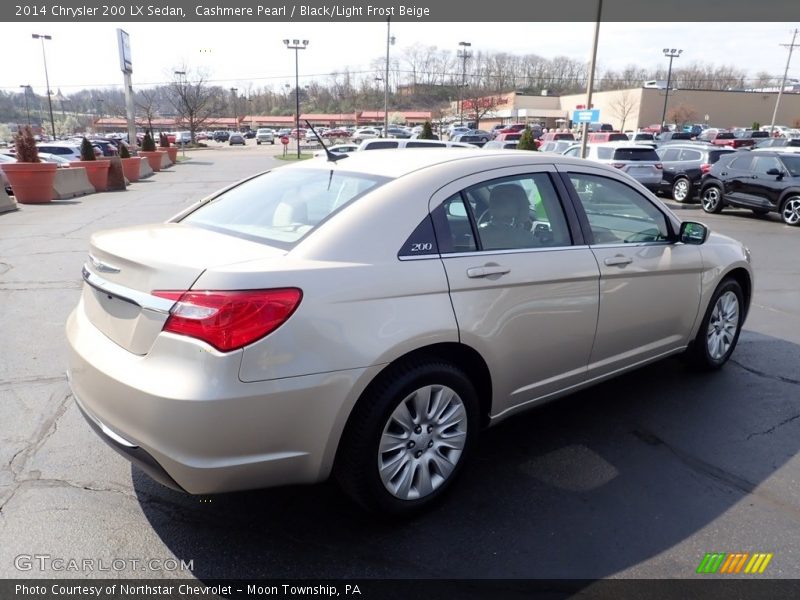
715,132,736,139
612,148,660,161
608,133,629,141
181,168,387,248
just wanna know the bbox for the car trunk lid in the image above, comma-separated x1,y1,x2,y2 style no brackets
82,223,285,355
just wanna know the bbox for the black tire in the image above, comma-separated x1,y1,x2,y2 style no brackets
701,185,724,214
335,359,479,516
256,141,260,145
685,278,745,370
671,177,691,203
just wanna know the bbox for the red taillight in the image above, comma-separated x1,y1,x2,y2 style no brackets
152,289,302,352
700,163,711,174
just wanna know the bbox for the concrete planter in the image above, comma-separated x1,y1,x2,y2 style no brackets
1,162,57,204
70,160,111,192
139,151,163,172
120,157,142,182
162,146,178,163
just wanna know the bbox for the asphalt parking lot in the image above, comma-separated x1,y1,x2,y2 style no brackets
1,143,799,584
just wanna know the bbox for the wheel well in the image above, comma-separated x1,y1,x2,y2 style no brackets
700,179,721,192
778,189,800,208
363,343,493,428
725,267,752,315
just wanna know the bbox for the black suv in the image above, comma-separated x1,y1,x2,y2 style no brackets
699,151,800,225
656,144,737,202
212,131,230,142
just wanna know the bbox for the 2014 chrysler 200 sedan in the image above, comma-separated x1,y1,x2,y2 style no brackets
66,150,753,514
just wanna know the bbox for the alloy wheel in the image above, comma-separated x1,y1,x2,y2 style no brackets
702,187,722,213
672,178,690,202
706,291,740,361
781,196,800,226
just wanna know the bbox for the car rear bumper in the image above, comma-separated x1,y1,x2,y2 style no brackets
66,301,378,494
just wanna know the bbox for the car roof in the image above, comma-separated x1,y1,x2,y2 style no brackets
289,148,593,179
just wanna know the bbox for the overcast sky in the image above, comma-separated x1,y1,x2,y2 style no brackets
2,22,798,95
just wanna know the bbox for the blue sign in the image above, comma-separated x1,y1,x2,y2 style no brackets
572,109,600,124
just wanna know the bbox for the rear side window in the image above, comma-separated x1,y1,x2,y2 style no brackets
613,148,659,161
407,142,445,148
678,149,702,161
182,169,387,248
363,141,398,150
708,150,735,164
659,148,681,161
730,156,754,170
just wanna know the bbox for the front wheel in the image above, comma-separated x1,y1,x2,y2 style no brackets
780,196,800,226
701,185,724,213
335,360,478,515
685,278,745,370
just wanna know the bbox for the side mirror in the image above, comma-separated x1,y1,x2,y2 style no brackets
679,221,709,245
766,167,785,178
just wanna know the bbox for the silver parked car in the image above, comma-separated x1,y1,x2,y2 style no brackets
564,142,664,191
66,150,752,514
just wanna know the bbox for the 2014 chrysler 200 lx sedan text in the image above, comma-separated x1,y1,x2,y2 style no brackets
66,150,752,515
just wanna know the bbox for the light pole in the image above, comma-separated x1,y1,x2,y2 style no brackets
174,71,186,137
769,28,799,137
230,87,238,132
660,48,682,131
283,39,308,159
32,33,56,140
383,18,395,137
457,41,472,126
19,85,31,126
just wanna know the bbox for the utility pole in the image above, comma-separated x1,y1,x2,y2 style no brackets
579,0,602,159
457,41,471,126
383,17,394,137
769,28,799,137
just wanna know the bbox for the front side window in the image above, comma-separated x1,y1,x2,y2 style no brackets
568,174,670,244
434,174,571,252
182,169,386,248
752,156,781,174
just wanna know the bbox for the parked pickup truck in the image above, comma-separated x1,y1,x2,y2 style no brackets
712,132,756,149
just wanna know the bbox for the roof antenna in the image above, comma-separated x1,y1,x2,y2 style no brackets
305,119,347,162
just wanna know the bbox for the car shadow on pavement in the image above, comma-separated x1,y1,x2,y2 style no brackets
134,330,800,580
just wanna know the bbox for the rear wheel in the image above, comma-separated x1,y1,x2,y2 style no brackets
671,177,691,203
780,196,800,226
685,278,744,370
701,185,724,213
335,360,478,515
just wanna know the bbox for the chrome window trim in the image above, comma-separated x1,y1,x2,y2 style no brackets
82,266,175,314
439,245,591,259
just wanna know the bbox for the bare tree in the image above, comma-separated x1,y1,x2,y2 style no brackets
135,88,159,136
666,103,699,128
167,66,226,142
610,90,636,130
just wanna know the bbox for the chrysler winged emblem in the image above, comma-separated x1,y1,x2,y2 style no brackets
88,254,121,274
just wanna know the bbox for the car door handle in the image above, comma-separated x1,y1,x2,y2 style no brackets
604,256,633,267
467,265,511,278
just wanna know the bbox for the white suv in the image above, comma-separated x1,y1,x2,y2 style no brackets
256,129,275,145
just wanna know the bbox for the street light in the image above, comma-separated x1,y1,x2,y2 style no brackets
230,87,238,131
19,85,32,126
32,33,56,140
283,38,309,159
174,71,186,135
660,48,683,131
457,41,472,126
